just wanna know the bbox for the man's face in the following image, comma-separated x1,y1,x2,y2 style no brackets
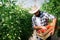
34,10,40,17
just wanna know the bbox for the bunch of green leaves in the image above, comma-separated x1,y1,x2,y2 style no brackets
0,2,32,40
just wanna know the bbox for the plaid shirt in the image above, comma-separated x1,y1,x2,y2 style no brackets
32,12,55,27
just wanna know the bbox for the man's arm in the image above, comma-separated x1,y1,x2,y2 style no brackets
39,18,57,36
50,18,56,27
32,16,46,30
33,26,46,30
44,13,57,35
33,18,57,32
46,18,57,35
50,18,57,35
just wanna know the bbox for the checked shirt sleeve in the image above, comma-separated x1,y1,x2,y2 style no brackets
44,12,55,20
32,16,36,27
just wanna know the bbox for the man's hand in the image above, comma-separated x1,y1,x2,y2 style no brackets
40,26,47,29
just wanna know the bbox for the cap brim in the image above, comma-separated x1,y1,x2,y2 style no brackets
29,9,39,14
29,7,40,14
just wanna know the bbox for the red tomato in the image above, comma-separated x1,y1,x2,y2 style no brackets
37,29,47,33
37,25,52,34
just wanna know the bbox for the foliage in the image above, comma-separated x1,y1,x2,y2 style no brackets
0,1,32,40
57,29,60,37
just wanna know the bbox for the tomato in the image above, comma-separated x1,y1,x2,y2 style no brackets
37,29,47,33
37,25,52,34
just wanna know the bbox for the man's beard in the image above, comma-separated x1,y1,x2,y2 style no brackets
36,13,40,17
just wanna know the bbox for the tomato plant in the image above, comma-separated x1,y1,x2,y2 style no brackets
0,3,33,40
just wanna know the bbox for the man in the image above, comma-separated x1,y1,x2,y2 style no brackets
29,6,56,40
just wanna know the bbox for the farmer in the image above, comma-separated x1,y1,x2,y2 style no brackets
29,6,56,40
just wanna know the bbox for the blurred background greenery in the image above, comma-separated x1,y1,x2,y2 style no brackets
0,0,60,40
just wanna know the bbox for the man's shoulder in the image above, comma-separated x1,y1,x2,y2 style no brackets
32,15,36,19
42,12,48,14
40,11,48,15
42,12,50,16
